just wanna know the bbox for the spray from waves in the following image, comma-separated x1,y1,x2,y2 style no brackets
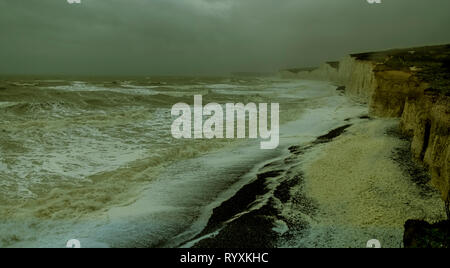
0,102,18,109
0,101,79,117
45,81,161,96
43,80,213,99
0,138,241,248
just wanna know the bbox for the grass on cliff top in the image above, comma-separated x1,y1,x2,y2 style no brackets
351,44,450,96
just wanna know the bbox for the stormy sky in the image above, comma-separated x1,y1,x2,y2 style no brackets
1,0,450,76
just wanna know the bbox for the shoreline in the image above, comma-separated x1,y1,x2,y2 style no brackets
185,116,446,248
186,122,353,248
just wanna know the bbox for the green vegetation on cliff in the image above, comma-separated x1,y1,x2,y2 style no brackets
351,44,450,96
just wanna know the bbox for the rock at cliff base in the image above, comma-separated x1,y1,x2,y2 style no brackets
404,219,450,248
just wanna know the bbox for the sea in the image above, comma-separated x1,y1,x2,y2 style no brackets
0,76,366,247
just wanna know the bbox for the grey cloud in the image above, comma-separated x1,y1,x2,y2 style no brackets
1,0,450,75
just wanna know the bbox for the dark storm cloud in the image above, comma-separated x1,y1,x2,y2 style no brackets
1,0,450,75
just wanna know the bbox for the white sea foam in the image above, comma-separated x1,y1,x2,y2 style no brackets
0,102,19,109
43,81,159,96
205,83,241,89
281,119,445,248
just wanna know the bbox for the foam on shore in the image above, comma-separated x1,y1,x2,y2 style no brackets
294,119,446,248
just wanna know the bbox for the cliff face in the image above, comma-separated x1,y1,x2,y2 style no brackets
401,95,450,202
281,44,450,204
280,63,340,82
338,56,378,102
